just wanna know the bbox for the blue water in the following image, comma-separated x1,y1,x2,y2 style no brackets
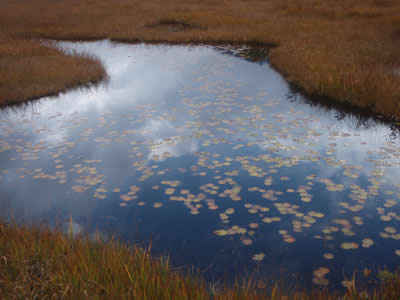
1,40,400,290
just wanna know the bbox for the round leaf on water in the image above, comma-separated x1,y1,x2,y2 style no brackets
340,242,359,250
252,253,265,261
165,188,175,195
241,239,253,246
384,227,397,234
323,253,334,260
362,238,374,248
225,208,235,215
249,223,259,229
214,230,228,236
283,236,296,243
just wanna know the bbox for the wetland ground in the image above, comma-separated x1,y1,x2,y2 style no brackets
1,41,400,298
0,0,400,119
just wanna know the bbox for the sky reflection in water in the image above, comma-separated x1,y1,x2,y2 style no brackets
1,40,400,289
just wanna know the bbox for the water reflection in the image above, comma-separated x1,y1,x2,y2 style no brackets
0,40,400,290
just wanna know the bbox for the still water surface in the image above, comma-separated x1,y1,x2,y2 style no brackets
1,40,400,289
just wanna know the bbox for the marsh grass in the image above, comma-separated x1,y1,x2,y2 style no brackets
0,38,106,106
0,222,210,299
0,0,399,118
1,222,400,299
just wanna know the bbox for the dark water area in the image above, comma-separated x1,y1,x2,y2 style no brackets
1,40,400,291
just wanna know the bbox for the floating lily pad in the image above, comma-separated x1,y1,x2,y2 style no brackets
241,238,253,246
362,238,374,248
214,229,228,236
384,227,397,234
225,208,235,215
165,188,175,195
341,242,359,250
252,253,265,261
323,253,334,260
249,223,259,229
283,236,296,243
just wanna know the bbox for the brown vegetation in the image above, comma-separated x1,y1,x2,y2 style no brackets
0,0,399,115
1,222,400,299
0,38,106,106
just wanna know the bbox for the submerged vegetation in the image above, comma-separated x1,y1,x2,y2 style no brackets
1,222,400,299
0,0,399,118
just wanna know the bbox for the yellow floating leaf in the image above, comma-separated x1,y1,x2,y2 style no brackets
252,253,265,261
384,227,397,234
381,215,392,221
283,236,296,243
249,223,259,229
165,188,175,195
362,238,374,248
301,197,312,203
241,239,253,246
219,213,229,220
214,230,228,236
225,208,235,215
323,253,334,260
340,242,359,250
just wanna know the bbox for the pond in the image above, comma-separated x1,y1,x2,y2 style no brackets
1,40,400,291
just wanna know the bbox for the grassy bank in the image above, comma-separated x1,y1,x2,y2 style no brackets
0,38,106,106
1,222,400,299
0,0,399,118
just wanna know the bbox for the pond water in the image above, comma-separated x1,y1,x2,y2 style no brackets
1,40,400,290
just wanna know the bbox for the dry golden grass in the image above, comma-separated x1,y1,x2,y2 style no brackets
2,221,400,299
0,38,106,106
0,0,399,116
